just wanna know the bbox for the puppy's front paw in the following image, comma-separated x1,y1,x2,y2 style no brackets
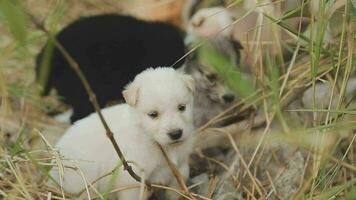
165,190,183,200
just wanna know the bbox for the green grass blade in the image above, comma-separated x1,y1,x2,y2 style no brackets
37,39,55,94
342,187,356,200
287,109,356,115
0,0,27,44
103,162,122,200
197,42,256,101
263,13,310,44
313,178,356,200
45,0,68,31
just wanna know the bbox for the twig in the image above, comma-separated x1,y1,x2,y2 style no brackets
223,131,265,197
265,171,277,199
25,11,149,187
156,143,196,200
89,183,212,200
196,149,239,184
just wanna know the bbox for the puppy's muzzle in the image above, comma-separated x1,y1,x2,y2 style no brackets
222,94,235,103
168,129,183,141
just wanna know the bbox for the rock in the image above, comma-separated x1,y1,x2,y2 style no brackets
212,179,244,200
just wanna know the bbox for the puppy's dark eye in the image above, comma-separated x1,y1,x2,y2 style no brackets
148,111,159,119
206,73,217,82
178,104,186,112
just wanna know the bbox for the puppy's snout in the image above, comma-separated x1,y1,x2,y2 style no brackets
168,129,183,141
222,94,235,103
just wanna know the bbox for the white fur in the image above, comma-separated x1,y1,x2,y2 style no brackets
49,68,196,199
54,109,73,123
186,7,234,43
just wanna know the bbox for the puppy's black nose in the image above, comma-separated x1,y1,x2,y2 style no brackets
168,129,183,140
222,94,235,103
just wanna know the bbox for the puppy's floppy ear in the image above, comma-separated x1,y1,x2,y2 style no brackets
122,82,139,107
181,74,195,93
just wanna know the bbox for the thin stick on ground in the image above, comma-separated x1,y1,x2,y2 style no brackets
25,11,150,187
222,131,264,196
156,143,197,200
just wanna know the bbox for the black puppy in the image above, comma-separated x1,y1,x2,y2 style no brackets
36,14,186,123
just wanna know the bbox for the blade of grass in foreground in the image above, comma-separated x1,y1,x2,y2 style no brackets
103,162,122,200
287,109,356,115
265,52,289,132
37,40,55,95
0,0,27,45
313,178,356,200
197,43,256,103
342,187,356,200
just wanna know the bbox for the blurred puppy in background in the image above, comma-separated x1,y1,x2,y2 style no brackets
37,5,245,128
36,14,186,123
183,2,244,126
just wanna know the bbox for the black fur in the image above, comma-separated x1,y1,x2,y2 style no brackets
36,14,186,122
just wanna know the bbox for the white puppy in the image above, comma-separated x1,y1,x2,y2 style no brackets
48,68,196,199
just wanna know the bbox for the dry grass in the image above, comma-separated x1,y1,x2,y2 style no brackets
1,0,356,199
